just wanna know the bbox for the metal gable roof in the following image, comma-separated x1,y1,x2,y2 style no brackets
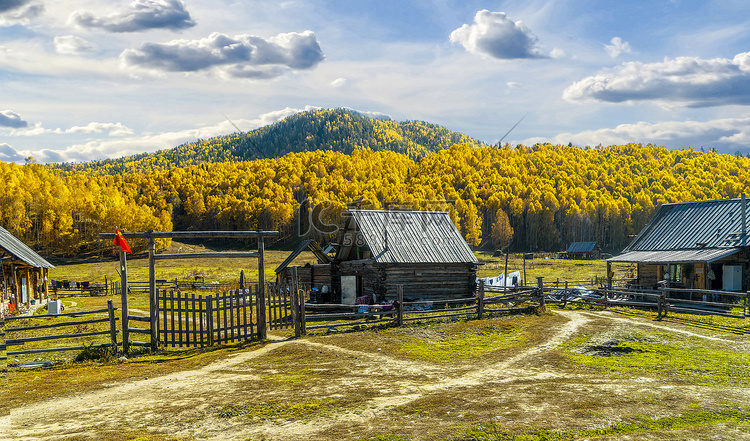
567,241,597,253
0,226,55,269
347,210,477,264
608,248,741,264
622,198,750,253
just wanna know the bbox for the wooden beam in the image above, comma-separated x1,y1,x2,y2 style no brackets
153,252,260,260
99,231,279,239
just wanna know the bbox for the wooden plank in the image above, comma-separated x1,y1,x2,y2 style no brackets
108,299,118,350
9,343,114,356
191,293,197,347
7,330,112,344
170,291,176,347
4,308,112,321
100,231,279,239
7,318,112,332
154,252,260,260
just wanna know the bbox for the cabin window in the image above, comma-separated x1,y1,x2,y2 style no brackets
663,264,682,283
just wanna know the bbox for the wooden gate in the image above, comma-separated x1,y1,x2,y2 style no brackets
267,283,292,331
157,289,258,347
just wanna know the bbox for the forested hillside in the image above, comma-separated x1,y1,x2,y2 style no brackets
4,143,750,256
51,109,487,175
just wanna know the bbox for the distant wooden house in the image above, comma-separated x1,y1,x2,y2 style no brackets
566,241,601,259
275,239,333,301
0,226,55,310
334,210,478,303
608,197,750,291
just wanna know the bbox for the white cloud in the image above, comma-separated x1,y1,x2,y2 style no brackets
54,35,97,55
523,117,750,150
120,31,325,79
0,143,24,162
564,51,750,107
450,10,545,60
0,109,28,128
0,0,42,26
64,122,134,136
604,37,632,59
69,0,195,33
549,47,565,59
9,107,323,163
10,122,134,137
331,77,347,87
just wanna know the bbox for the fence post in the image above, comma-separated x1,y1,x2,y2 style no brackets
148,235,157,351
562,281,568,308
257,232,267,340
397,285,404,327
107,299,118,354
207,295,214,345
477,280,485,320
299,287,306,336
537,277,545,312
120,250,129,353
657,287,665,319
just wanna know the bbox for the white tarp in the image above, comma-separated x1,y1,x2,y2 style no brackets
480,271,521,287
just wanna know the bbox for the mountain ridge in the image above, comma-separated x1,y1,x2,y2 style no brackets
50,108,488,175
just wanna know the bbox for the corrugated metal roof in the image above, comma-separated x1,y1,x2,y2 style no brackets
622,198,750,253
608,248,740,264
0,226,55,269
567,241,597,253
347,210,477,264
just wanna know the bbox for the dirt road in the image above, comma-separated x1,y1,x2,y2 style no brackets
9,309,750,440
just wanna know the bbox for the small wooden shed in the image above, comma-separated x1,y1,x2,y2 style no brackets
334,210,478,303
566,241,601,259
1,226,55,310
275,239,334,301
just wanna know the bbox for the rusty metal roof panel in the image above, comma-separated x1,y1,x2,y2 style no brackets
0,226,55,269
347,210,477,264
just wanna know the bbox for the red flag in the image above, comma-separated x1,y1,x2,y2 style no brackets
114,227,132,254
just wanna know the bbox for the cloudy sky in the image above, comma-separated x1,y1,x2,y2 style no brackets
2,0,750,163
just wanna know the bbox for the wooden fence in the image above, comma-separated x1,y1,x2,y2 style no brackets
157,289,258,348
543,282,749,319
301,283,545,333
3,300,118,362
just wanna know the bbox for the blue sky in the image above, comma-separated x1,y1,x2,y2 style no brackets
3,0,750,163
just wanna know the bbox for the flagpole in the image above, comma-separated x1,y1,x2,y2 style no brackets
120,248,129,353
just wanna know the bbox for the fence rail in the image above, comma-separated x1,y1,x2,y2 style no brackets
3,300,119,359
543,283,749,319
302,283,545,333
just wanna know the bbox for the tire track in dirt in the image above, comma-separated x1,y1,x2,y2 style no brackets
575,310,741,343
9,337,295,441
238,309,592,440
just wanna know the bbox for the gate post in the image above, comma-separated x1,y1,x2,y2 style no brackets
537,277,546,312
120,250,129,353
148,234,158,351
257,232,267,340
397,285,404,327
291,267,301,338
107,299,118,353
477,280,485,320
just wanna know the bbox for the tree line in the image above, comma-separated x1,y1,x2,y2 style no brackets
3,142,750,256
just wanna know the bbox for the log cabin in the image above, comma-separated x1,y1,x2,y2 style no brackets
608,197,750,293
0,226,54,311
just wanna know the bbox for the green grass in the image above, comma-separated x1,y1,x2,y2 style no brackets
218,397,345,422
456,408,750,440
559,329,750,386
398,321,526,362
